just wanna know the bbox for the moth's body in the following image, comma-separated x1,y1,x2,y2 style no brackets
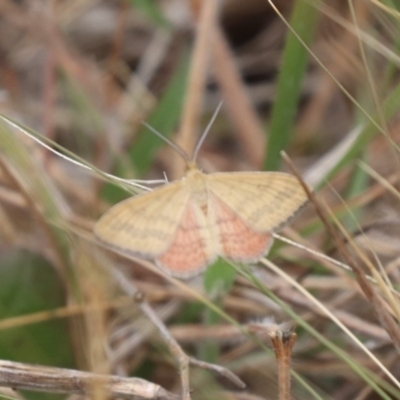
168,163,221,268
94,162,308,279
185,163,210,211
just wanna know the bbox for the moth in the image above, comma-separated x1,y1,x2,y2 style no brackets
94,107,308,279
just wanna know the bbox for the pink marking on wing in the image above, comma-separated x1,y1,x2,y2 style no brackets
212,195,273,261
156,206,211,278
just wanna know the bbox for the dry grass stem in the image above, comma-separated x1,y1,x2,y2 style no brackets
0,359,179,400
248,322,296,400
173,0,220,177
1,1,400,399
211,26,265,168
107,259,245,398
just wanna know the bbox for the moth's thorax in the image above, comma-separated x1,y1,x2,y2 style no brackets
185,165,208,209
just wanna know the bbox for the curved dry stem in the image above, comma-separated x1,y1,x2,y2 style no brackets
106,260,244,399
0,359,179,400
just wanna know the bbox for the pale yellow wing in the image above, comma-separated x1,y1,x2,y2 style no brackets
94,180,190,258
207,171,308,232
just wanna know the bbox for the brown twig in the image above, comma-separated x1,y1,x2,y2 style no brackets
0,153,67,276
270,330,296,400
188,1,265,169
211,26,265,168
282,151,400,350
0,359,179,400
248,322,296,400
106,0,129,105
42,44,56,167
173,0,221,177
107,261,245,400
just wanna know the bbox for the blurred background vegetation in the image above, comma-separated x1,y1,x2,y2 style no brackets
0,0,400,399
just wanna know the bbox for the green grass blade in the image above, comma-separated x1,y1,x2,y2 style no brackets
264,0,319,171
129,0,171,28
129,50,190,175
319,81,400,186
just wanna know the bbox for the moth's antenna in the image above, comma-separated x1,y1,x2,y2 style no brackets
192,101,224,162
141,122,190,163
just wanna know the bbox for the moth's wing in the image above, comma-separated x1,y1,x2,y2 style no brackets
94,180,190,258
208,172,308,233
209,193,273,262
156,203,217,279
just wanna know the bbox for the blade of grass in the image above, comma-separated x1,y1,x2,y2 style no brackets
0,251,74,372
0,122,71,268
244,261,400,399
129,50,190,175
264,0,318,171
322,81,400,184
0,121,93,372
0,113,143,196
199,259,237,364
129,0,171,28
342,160,370,231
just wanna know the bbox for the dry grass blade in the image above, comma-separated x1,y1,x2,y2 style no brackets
105,257,245,395
172,0,220,177
281,152,400,388
0,359,179,400
328,208,400,349
2,1,400,399
211,26,265,168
